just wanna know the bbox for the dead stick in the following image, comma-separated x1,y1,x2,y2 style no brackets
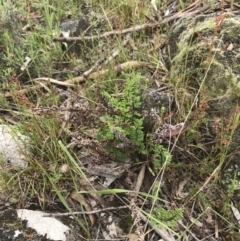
43,205,129,217
53,4,210,42
64,61,149,84
3,61,149,97
53,23,159,42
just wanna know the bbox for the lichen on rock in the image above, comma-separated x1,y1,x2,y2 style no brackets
169,13,240,188
169,13,240,115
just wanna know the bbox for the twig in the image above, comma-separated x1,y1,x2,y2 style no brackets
43,205,129,217
178,0,201,14
3,77,74,98
33,77,74,87
53,4,210,42
134,163,146,192
64,60,149,84
53,23,159,42
3,61,149,97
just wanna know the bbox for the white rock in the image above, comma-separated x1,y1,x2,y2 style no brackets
0,125,28,168
14,230,22,238
17,209,70,241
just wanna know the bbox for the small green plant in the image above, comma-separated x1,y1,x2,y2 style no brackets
151,143,172,169
97,71,172,170
97,72,147,160
150,205,183,229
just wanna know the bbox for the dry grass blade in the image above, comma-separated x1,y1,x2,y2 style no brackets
70,190,96,227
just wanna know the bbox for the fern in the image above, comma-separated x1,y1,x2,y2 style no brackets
151,143,172,169
97,72,147,160
97,71,172,168
150,206,183,229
